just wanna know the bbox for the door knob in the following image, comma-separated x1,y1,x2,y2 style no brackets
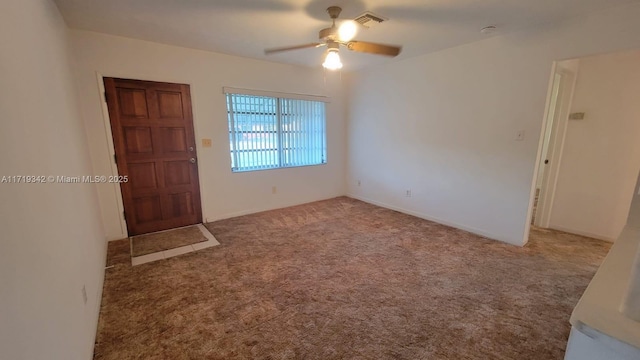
190,158,196,164
189,146,194,152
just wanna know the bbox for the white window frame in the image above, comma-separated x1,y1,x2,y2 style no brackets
223,87,330,173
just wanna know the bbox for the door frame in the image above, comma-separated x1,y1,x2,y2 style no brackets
96,72,206,238
523,61,578,243
534,68,576,228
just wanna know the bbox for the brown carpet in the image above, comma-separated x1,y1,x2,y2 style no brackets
94,197,611,360
131,225,207,257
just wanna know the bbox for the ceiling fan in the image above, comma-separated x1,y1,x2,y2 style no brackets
264,6,402,70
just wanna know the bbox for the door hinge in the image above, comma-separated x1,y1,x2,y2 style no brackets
113,154,117,164
122,211,126,220
104,91,108,103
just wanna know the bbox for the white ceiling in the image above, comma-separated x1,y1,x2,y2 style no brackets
54,0,637,71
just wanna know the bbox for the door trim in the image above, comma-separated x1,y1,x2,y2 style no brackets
535,68,577,229
523,62,578,244
96,72,206,238
96,73,128,238
523,63,558,245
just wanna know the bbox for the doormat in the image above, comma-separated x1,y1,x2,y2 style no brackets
131,225,207,257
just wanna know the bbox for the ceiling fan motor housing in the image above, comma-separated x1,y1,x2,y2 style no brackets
264,5,401,59
319,27,338,42
326,41,339,51
319,6,342,42
326,6,342,19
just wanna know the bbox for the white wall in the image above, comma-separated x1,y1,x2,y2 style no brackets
70,31,347,240
626,170,640,230
549,50,640,241
0,1,106,359
346,2,640,245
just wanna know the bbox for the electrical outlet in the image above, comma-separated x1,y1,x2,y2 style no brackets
405,189,412,197
272,186,277,194
569,112,585,120
81,285,88,305
516,130,525,141
201,138,212,147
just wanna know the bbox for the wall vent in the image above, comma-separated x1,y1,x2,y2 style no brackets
354,12,387,28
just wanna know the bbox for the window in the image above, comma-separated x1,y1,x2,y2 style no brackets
225,88,327,172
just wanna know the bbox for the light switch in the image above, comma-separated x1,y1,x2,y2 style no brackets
516,130,525,141
202,138,212,147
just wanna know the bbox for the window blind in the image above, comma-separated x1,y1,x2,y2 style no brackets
225,91,327,172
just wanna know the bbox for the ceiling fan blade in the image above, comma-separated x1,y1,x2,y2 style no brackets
345,41,402,57
264,43,324,55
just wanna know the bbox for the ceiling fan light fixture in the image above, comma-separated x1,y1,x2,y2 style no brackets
264,6,401,67
322,49,343,70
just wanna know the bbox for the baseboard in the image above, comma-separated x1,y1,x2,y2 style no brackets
106,233,127,242
548,225,615,242
346,193,523,246
205,194,347,223
106,193,527,246
105,194,349,241
90,237,109,358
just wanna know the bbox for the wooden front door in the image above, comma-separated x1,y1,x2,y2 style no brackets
104,78,202,236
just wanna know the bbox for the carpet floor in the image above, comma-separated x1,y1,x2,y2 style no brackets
131,225,207,257
94,197,611,360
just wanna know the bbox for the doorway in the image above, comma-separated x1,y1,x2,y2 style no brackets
531,63,577,227
104,78,202,236
527,49,640,243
